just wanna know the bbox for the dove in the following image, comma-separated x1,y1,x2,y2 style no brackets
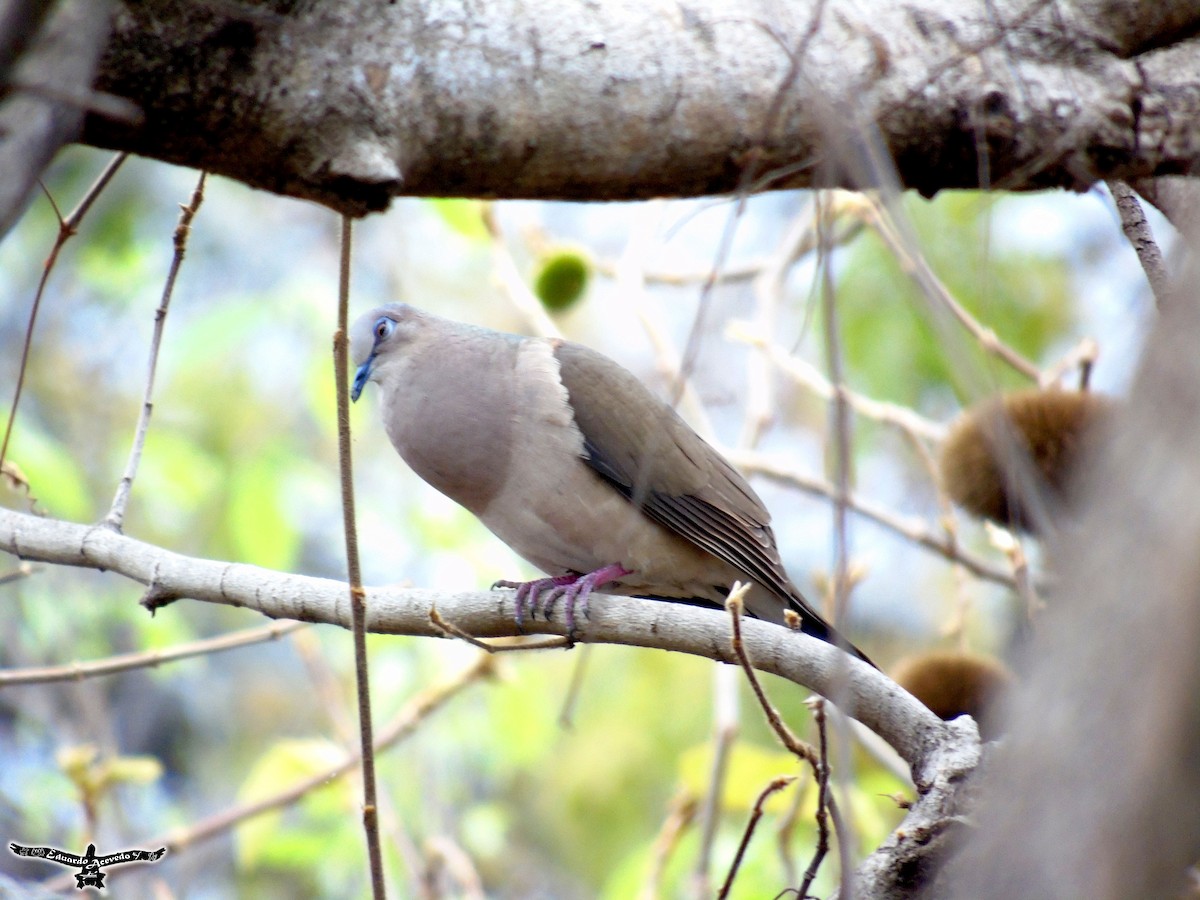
350,303,871,665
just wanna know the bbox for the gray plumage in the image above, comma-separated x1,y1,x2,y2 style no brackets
350,303,869,664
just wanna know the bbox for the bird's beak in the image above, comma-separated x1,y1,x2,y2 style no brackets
351,353,375,402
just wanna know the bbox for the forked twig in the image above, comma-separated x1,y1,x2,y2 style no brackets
797,700,833,898
717,775,796,900
726,586,840,895
0,152,128,472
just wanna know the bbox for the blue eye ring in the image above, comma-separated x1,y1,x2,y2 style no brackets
373,317,395,342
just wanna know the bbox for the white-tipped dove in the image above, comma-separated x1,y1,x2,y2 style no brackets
350,303,871,665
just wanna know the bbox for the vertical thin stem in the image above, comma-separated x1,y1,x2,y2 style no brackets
105,170,206,531
0,152,127,471
818,192,851,630
333,215,387,899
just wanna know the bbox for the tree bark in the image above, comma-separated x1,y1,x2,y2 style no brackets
0,0,113,236
82,0,1200,215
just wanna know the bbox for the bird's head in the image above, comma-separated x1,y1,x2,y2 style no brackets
350,303,423,401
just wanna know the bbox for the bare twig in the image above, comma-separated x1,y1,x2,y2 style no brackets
776,768,809,888
0,152,127,472
1107,180,1169,307
429,607,569,652
693,691,738,897
104,170,206,531
0,620,304,686
727,323,947,443
423,835,487,900
717,775,796,900
480,203,562,339
730,450,1017,588
332,215,386,899
557,642,592,727
728,587,854,894
984,522,1043,619
860,196,1041,382
1040,337,1099,390
727,585,817,764
641,792,698,900
797,700,833,898
0,561,34,586
819,192,854,633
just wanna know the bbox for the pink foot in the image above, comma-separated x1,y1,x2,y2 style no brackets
493,574,577,627
494,564,632,635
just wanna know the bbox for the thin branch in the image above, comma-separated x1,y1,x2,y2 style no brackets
726,323,947,443
729,450,1017,588
984,522,1043,619
429,607,569,653
1040,336,1099,389
727,589,842,895
727,585,817,765
481,203,563,339
0,561,34,587
775,768,809,888
332,215,386,899
693,679,738,897
860,197,1042,382
0,620,304,686
557,642,592,727
1107,180,1170,308
819,191,854,632
0,152,127,472
797,700,833,899
43,654,496,893
641,792,698,900
422,835,486,900
104,170,206,531
717,775,796,900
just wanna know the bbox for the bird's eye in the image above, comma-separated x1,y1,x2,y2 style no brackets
374,317,395,341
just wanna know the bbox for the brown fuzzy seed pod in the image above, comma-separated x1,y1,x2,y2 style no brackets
891,650,1014,741
939,389,1114,533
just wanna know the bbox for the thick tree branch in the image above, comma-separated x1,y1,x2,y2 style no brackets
82,0,1200,215
0,0,114,236
0,505,951,772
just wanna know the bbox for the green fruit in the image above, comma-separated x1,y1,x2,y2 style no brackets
533,248,591,311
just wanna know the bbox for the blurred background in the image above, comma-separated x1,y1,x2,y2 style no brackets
0,146,1162,896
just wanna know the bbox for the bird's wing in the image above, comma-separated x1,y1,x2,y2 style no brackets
552,340,819,619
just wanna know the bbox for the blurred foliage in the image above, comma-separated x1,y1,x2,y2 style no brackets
0,143,1122,897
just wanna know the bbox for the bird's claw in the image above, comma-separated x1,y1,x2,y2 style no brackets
494,564,632,637
495,575,576,628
